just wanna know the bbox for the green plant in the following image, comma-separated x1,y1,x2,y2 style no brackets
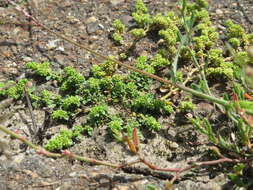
111,74,127,102
112,19,125,33
60,66,85,93
82,77,106,103
0,83,6,99
229,38,240,49
140,114,162,131
145,184,158,190
150,53,170,68
128,56,154,89
52,109,69,121
72,125,88,140
131,93,158,113
228,163,253,189
108,116,124,141
91,57,117,77
179,100,196,112
190,117,218,145
159,27,178,47
61,95,81,112
45,129,73,151
112,32,124,45
88,104,109,125
40,90,60,108
132,0,152,28
82,125,93,136
6,79,28,100
130,28,146,39
225,19,249,47
112,19,125,45
131,93,173,115
125,118,142,139
7,0,253,186
26,62,52,79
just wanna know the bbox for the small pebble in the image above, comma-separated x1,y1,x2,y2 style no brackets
215,9,223,15
110,0,124,6
169,141,179,149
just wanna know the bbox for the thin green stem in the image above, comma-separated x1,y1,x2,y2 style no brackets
0,125,62,157
176,83,229,106
189,48,212,95
0,125,38,150
69,152,119,168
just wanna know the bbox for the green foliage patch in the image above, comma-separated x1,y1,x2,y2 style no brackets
2,0,253,187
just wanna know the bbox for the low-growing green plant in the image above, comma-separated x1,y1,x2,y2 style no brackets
112,19,125,45
128,56,154,89
179,100,196,112
91,57,117,78
190,117,218,145
26,62,52,79
130,28,146,39
140,114,162,131
150,53,170,69
125,118,142,138
145,184,158,190
0,82,5,97
45,125,90,152
108,116,124,141
6,79,28,100
29,89,62,109
81,78,106,104
5,0,253,187
45,129,73,151
228,163,253,189
82,125,94,136
61,95,82,112
125,82,139,98
112,32,124,45
88,104,109,125
72,125,89,140
131,93,159,113
112,19,125,33
40,90,54,106
52,109,69,121
131,93,173,115
225,19,252,47
132,0,152,28
60,66,85,93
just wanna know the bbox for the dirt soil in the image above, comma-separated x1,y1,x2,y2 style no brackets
0,0,253,190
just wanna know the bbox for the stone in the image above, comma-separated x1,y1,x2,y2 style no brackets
215,9,223,15
110,0,124,6
86,22,100,34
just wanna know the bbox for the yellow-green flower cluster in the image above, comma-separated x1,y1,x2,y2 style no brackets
112,19,125,45
206,48,235,79
225,20,252,48
187,0,209,10
91,56,117,77
130,28,146,38
152,12,178,29
193,21,219,52
153,13,179,53
207,63,234,79
179,100,196,112
132,0,152,28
